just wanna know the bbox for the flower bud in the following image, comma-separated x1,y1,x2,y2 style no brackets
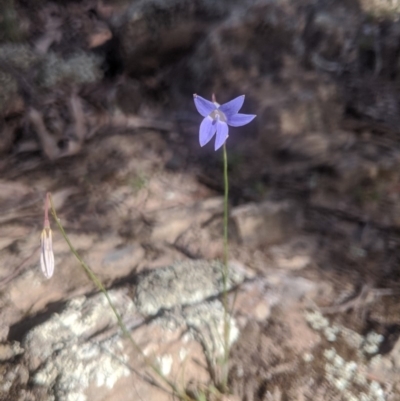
40,226,55,279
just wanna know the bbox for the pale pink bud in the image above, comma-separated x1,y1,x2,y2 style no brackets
40,192,54,279
40,227,54,279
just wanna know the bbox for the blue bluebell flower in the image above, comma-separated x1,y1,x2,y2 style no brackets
193,94,256,151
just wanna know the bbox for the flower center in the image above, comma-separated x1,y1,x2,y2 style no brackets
210,109,227,123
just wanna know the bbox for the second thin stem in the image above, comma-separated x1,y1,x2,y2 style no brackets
221,143,230,391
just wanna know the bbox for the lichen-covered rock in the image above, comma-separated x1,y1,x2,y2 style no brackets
134,259,246,316
22,291,135,401
0,44,40,70
38,51,103,88
0,44,40,114
17,260,248,401
0,362,29,399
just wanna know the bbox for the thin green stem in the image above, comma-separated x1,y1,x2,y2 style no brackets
47,194,191,401
222,145,229,287
221,143,230,391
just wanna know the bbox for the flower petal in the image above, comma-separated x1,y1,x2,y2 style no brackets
218,95,245,117
193,94,217,117
214,120,229,151
227,113,256,127
199,116,217,146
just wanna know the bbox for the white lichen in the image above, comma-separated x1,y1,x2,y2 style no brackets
313,313,388,401
362,332,384,355
324,325,340,342
304,310,329,331
322,339,387,401
157,354,173,376
135,260,246,316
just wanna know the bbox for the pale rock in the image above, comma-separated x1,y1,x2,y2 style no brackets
270,237,316,271
232,201,299,247
150,197,223,244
